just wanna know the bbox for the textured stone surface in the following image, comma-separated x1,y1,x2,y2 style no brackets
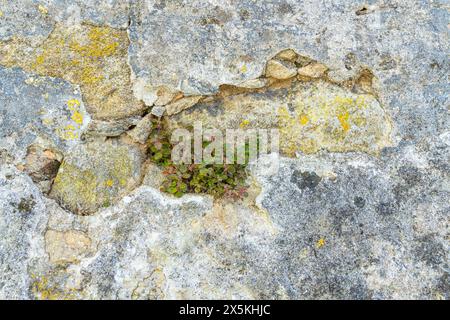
49,139,144,215
0,0,449,300
0,66,90,160
0,24,144,120
168,79,393,156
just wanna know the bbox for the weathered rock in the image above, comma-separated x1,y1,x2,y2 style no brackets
168,79,393,156
127,114,154,144
0,0,130,43
298,62,328,78
0,66,90,160
154,86,181,106
85,117,141,138
142,162,166,189
24,144,62,193
236,78,269,89
0,0,448,301
150,106,166,118
265,59,297,80
45,230,92,265
165,95,203,116
0,24,144,120
275,49,298,62
49,139,144,215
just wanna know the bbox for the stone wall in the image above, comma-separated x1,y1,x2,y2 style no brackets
0,0,448,299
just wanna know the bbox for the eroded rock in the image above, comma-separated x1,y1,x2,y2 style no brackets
49,139,144,215
298,62,328,78
168,79,392,156
127,114,154,144
24,144,62,194
265,59,297,80
0,66,90,160
0,24,144,120
165,95,203,116
45,230,92,265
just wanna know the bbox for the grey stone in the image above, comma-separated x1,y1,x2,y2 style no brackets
0,0,448,301
0,66,91,160
150,106,166,118
127,114,154,144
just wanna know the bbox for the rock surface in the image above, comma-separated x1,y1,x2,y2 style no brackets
0,0,448,300
49,139,144,215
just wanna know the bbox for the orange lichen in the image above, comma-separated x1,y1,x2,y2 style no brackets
337,111,350,132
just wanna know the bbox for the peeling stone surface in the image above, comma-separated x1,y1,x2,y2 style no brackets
45,229,92,265
265,59,297,80
0,0,449,300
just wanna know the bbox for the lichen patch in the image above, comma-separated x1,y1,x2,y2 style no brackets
0,24,144,120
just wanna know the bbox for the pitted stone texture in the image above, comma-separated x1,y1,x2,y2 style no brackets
0,166,49,300
0,66,90,160
49,139,144,215
249,150,449,299
128,0,448,103
1,142,448,299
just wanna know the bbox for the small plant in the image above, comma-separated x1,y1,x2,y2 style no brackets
147,118,249,199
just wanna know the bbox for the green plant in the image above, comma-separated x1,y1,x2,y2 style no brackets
147,118,249,199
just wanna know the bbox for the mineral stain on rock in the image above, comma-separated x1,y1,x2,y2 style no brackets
24,145,62,194
44,229,92,265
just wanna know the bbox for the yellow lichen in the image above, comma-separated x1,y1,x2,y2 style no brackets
58,124,79,140
0,24,143,120
32,54,45,69
277,83,391,155
79,65,104,85
52,162,98,212
67,99,81,110
337,111,350,132
316,238,326,249
71,111,83,125
69,27,120,58
30,275,77,300
299,114,309,125
50,145,139,214
240,119,250,128
38,5,48,15
41,117,54,126
105,179,114,187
